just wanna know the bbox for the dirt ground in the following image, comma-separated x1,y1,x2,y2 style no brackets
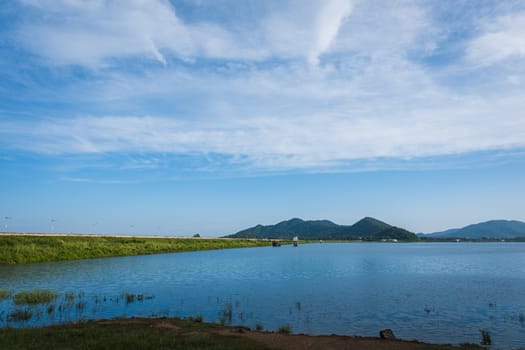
142,318,483,350
218,328,481,350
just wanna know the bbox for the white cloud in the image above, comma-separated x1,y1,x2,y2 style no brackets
16,0,357,67
3,1,525,174
466,12,525,66
2,91,525,172
17,0,256,67
261,0,353,65
311,0,353,64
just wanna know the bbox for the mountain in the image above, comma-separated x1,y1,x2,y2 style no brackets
346,217,391,236
227,218,343,240
225,217,418,241
425,220,525,239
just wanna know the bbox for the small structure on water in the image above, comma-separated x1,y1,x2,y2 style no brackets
293,236,299,247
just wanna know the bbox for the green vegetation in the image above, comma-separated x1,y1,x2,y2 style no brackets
7,309,32,322
226,217,419,241
0,318,271,350
0,317,484,350
277,324,291,334
0,289,11,301
480,329,491,346
219,303,234,325
13,290,58,305
0,235,271,265
123,292,137,304
189,315,203,323
120,292,153,304
425,219,525,239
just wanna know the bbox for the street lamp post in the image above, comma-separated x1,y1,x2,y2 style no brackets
4,216,11,232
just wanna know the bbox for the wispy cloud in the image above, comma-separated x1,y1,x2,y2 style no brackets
60,176,136,185
466,12,525,67
16,0,259,67
16,0,358,68
2,96,524,172
2,0,525,175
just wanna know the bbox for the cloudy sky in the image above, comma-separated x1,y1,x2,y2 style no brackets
1,0,525,235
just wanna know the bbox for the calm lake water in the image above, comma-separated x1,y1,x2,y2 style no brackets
1,242,525,349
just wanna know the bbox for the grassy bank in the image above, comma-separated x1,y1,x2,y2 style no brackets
0,317,485,350
0,318,269,350
0,235,273,265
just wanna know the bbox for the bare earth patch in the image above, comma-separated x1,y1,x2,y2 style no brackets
110,318,484,350
218,327,480,350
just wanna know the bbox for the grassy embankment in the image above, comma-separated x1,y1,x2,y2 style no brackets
0,317,485,350
0,235,274,265
0,318,270,350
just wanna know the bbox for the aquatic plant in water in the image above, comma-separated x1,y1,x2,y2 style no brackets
123,293,136,304
480,329,491,345
14,290,58,305
0,289,11,301
278,324,291,334
8,309,32,322
188,315,203,323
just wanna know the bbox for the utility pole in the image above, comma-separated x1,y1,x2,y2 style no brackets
4,216,11,232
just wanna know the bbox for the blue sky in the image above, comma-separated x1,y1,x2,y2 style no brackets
1,0,525,236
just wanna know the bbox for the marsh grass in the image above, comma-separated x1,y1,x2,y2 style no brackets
123,293,136,304
295,301,301,311
76,301,87,311
188,315,203,323
121,292,153,305
480,329,491,345
64,291,75,303
278,324,291,334
0,289,11,301
14,290,58,305
219,303,233,325
0,318,272,350
7,309,32,322
0,235,271,265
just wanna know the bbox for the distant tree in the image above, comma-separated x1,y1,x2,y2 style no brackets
193,233,201,238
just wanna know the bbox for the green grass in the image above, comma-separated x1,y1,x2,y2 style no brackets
0,317,486,350
0,289,11,301
277,324,291,334
0,318,272,350
13,290,58,305
0,235,272,265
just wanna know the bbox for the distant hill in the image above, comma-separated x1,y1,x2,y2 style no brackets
424,220,525,239
225,217,418,241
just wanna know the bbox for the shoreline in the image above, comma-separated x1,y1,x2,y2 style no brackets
0,234,275,265
1,233,522,265
0,317,485,350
